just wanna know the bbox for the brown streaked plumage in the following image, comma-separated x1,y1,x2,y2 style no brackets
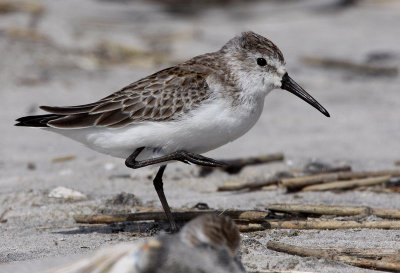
180,214,241,256
40,66,214,129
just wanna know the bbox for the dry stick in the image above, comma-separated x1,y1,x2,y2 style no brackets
268,204,371,217
74,210,400,229
237,222,271,232
302,56,399,76
267,241,400,272
318,247,398,259
302,175,390,191
268,219,400,230
304,165,352,174
200,153,284,175
280,169,400,191
218,177,280,192
374,208,400,219
51,155,76,163
281,173,339,191
0,1,44,15
74,210,269,224
248,270,316,273
218,165,351,192
268,203,400,219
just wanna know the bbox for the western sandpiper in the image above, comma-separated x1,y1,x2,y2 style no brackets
16,31,329,232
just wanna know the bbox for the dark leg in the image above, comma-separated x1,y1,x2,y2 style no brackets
125,148,226,169
153,165,178,232
125,147,225,232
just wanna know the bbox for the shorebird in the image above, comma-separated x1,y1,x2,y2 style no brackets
44,214,245,273
16,31,330,232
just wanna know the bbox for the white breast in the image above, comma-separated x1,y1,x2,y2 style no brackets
155,95,266,155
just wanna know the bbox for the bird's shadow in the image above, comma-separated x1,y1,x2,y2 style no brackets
54,221,184,235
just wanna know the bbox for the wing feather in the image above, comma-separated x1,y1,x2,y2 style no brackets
42,65,212,129
96,109,130,126
40,102,100,115
90,101,124,114
48,113,100,128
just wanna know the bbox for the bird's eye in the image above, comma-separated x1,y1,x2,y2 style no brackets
257,58,267,66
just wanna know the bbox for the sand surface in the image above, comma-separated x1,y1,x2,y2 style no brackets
1,0,400,272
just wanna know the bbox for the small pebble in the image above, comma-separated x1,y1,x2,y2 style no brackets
27,162,36,170
48,186,87,201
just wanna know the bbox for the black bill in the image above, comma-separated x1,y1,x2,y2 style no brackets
281,73,330,117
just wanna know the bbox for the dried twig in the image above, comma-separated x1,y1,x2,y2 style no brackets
303,162,352,174
302,56,398,76
51,155,76,163
280,169,400,191
317,247,398,259
217,177,280,191
268,204,400,219
236,222,271,232
74,209,400,231
267,219,400,230
218,165,352,192
199,153,284,176
302,175,390,191
249,271,314,273
0,1,44,15
269,204,369,217
74,210,269,224
267,241,400,272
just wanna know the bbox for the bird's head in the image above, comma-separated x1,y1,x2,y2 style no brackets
221,31,329,117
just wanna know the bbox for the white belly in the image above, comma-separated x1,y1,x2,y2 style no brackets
49,97,265,160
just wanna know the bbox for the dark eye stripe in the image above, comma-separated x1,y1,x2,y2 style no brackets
257,58,267,66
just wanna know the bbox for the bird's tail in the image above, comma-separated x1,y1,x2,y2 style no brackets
15,114,65,127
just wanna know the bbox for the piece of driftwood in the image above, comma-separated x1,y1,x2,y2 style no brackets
268,204,400,219
0,1,44,15
217,177,280,191
199,153,284,176
217,165,352,192
51,155,76,163
75,210,400,231
281,169,400,191
303,162,352,174
302,56,398,76
268,219,400,230
318,247,398,259
74,210,269,224
248,270,316,273
267,241,400,272
302,175,390,191
236,222,271,232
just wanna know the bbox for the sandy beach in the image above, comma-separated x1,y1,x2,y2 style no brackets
1,0,400,272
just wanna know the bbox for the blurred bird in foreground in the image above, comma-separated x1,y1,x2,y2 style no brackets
44,214,245,273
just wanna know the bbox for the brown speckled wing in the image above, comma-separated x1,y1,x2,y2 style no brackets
180,214,240,256
41,66,211,129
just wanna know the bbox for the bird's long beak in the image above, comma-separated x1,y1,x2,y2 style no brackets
281,73,330,117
